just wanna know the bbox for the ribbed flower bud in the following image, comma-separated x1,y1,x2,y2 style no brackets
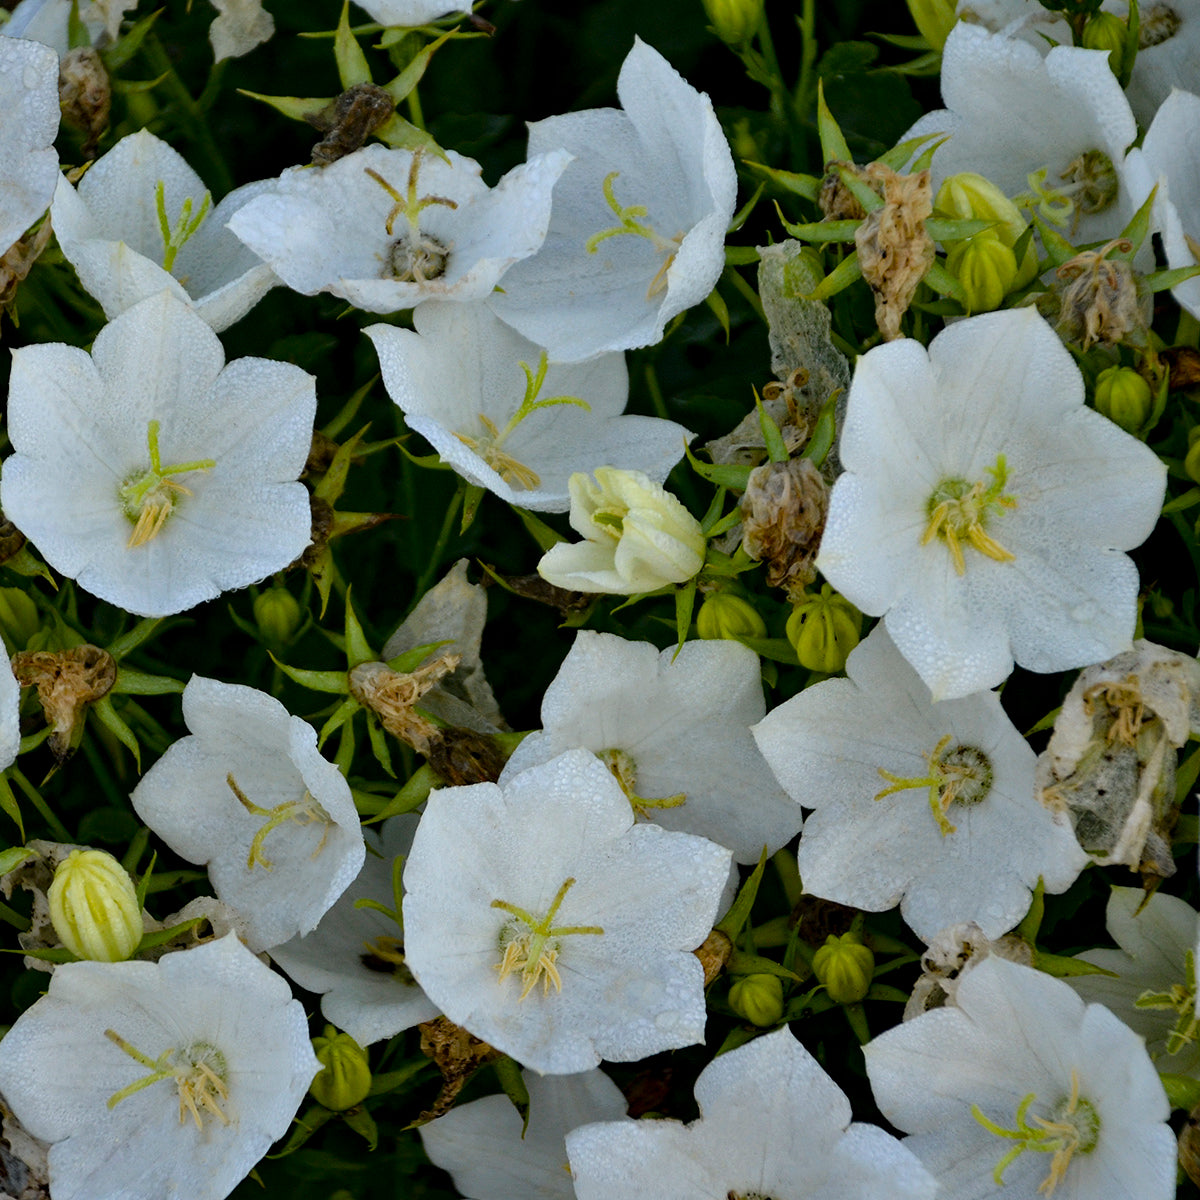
812,932,875,1004
786,584,861,674
934,172,1037,291
905,0,956,49
253,586,303,647
947,234,1018,314
728,973,784,1027
0,587,39,650
700,0,765,45
1081,12,1128,71
48,849,143,963
1094,366,1152,433
310,1025,372,1110
696,592,768,641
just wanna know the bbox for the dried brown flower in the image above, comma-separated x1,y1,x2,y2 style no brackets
11,645,116,763
740,457,829,599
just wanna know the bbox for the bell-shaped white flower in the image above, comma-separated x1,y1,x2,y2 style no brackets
503,631,800,863
816,308,1165,700
353,0,471,22
402,748,732,1075
51,130,277,331
537,467,706,595
366,303,689,512
269,814,440,1045
568,1026,937,1200
1120,1,1200,124
0,933,320,1200
1,0,135,53
0,658,19,773
130,677,365,954
865,956,1176,1200
421,1067,628,1200
902,23,1141,251
0,291,315,618
227,143,569,314
752,624,1087,941
0,37,59,254
488,38,737,362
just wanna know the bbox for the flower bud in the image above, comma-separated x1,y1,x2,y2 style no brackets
701,0,764,45
1081,12,1128,72
48,849,143,962
812,932,875,1004
905,0,956,49
728,973,784,1027
253,586,303,647
310,1025,372,1110
934,172,1037,290
696,592,768,641
786,584,861,674
1094,366,1152,433
947,234,1018,314
0,587,39,650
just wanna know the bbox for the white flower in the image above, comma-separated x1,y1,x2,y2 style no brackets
1069,886,1200,1077
208,0,274,61
816,307,1165,700
0,291,315,618
537,467,706,595
420,1068,628,1200
567,1026,937,1200
503,631,800,863
1,0,135,52
353,0,471,24
402,748,732,1074
752,624,1086,941
366,303,689,512
902,23,1140,251
0,38,59,254
227,143,569,314
269,814,440,1046
130,677,365,954
51,130,277,331
865,955,1176,1200
488,38,737,362
0,933,320,1200
0,657,19,773
1114,0,1200,124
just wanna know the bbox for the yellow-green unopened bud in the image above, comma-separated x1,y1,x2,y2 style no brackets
310,1025,372,1110
728,973,784,1026
697,593,768,641
48,849,143,963
786,584,861,674
905,0,956,49
253,586,302,647
947,234,1018,314
934,172,1037,290
700,0,764,45
0,587,39,650
812,932,874,1004
1094,366,1152,433
1082,12,1128,72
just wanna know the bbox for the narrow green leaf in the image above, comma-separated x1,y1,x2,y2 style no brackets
716,846,770,937
756,393,789,463
334,0,373,87
236,90,334,123
493,1056,531,1136
807,251,862,301
513,507,565,552
735,636,800,665
112,667,184,696
1147,264,1200,293
816,79,851,167
743,162,821,201
674,578,698,657
706,287,731,342
777,217,861,243
271,657,349,694
684,443,754,490
383,29,453,103
835,163,882,214
89,696,140,772
922,257,967,305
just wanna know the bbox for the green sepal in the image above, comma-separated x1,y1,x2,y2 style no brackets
801,391,840,468
1114,183,1155,260
807,251,863,301
133,916,206,954
9,945,79,964
705,507,744,539
743,162,821,201
716,846,769,939
384,30,454,103
735,636,800,666
236,90,334,123
342,1105,378,1150
335,0,373,87
842,1001,870,1044
133,848,156,911
674,577,698,656
0,844,32,877
89,695,140,772
320,696,362,748
66,0,88,49
314,425,371,506
700,544,760,579
880,48,943,76
374,112,444,158
111,667,184,696
343,592,378,669
269,1103,337,1158
493,1055,531,1136
366,712,396,777
925,217,998,243
756,392,789,463
106,617,167,661
863,982,910,1003
1118,0,1140,86
778,218,861,244
461,483,486,533
369,1059,433,1097
834,163,883,215
922,257,967,305
271,657,349,695
362,763,437,823
1163,488,1200,515
684,443,754,490
1147,264,1200,293
876,131,944,172
513,507,565,552
1161,1073,1200,1112
706,287,731,342
101,7,162,70
816,79,851,167
726,949,803,981
1,546,56,587
1015,876,1045,943
0,778,24,841
1035,950,1119,979
729,183,763,234
1030,212,1077,268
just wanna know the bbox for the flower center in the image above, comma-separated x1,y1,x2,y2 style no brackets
921,454,1017,576
1019,150,1118,233
226,773,334,871
365,149,457,284
453,351,590,491
584,171,685,299
596,747,686,817
875,735,993,836
1136,948,1199,1057
117,420,216,548
973,1069,1100,1196
360,933,416,985
490,876,603,1000
1139,3,1181,46
1082,676,1146,746
105,1029,231,1130
155,179,211,278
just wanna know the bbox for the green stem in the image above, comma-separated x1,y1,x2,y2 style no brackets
409,483,463,609
795,0,818,122
9,769,70,842
0,901,30,931
406,86,426,132
643,364,669,421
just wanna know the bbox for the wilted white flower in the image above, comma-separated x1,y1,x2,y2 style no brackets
0,291,315,617
865,956,1176,1200
403,749,731,1074
130,677,364,954
1,0,134,52
269,814,440,1046
489,38,738,362
816,308,1165,700
227,143,569,314
504,631,800,863
0,933,320,1200
568,1026,937,1200
51,130,277,331
752,624,1086,941
421,1068,628,1200
0,37,59,254
366,303,689,512
537,467,706,595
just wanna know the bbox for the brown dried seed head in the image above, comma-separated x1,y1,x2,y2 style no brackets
740,457,829,599
308,83,396,166
694,927,733,986
818,162,868,221
58,47,110,158
1054,240,1151,350
11,645,117,763
348,655,461,756
417,1016,500,1122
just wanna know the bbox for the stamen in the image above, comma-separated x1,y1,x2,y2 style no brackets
921,456,1017,576
1135,949,1198,1056
105,1029,230,1130
875,735,992,836
155,180,212,274
226,773,334,871
596,748,686,817
117,420,216,548
584,170,684,298
365,150,458,283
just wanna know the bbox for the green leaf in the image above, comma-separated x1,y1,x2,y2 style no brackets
1147,264,1200,293
362,763,437,823
834,163,882,214
335,0,373,87
922,257,967,305
342,1105,378,1150
513,507,565,552
735,636,800,665
743,162,821,201
89,696,140,772
684,443,754,490
816,78,852,166
777,217,861,243
716,846,770,938
756,393,789,463
272,657,349,694
674,578,698,656
111,667,184,696
383,29,453,103
807,251,863,301
236,90,334,123
705,287,731,342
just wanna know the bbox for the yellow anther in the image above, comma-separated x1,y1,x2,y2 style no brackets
921,455,1017,576
226,773,333,871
